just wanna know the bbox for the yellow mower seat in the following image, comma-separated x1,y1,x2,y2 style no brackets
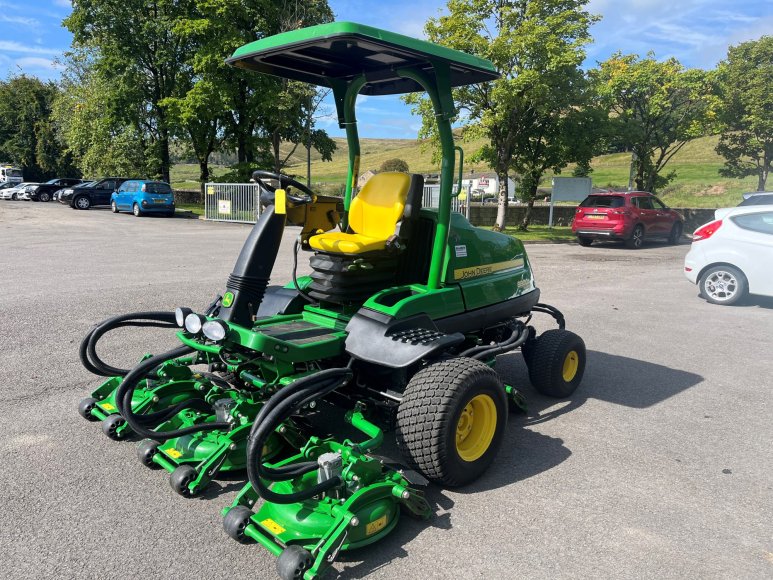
309,172,412,254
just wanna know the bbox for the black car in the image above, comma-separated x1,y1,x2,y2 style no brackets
59,177,129,210
28,178,84,202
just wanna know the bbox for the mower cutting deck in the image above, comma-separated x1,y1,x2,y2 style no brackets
77,21,586,580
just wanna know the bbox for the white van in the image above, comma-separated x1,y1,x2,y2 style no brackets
0,165,23,185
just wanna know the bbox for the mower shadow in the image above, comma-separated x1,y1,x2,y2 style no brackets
459,349,704,495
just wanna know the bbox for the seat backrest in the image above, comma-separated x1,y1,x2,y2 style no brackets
349,172,412,239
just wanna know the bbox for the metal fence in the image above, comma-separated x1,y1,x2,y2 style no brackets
422,184,470,219
204,182,470,224
204,182,262,223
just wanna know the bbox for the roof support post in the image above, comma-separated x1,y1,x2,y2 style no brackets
397,63,456,290
331,76,367,227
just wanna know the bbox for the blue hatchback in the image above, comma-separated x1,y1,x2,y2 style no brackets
111,180,175,217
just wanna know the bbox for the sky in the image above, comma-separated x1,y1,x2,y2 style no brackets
2,0,771,138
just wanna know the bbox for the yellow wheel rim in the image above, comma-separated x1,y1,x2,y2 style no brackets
562,350,579,382
455,394,497,462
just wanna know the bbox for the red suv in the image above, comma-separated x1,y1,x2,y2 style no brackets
572,191,684,249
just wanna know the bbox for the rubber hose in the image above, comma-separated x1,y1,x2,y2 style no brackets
79,311,177,377
115,345,233,442
246,369,352,503
459,323,525,358
248,368,352,479
470,326,529,361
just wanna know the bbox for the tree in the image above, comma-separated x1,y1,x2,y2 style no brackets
0,75,76,181
715,36,773,192
591,52,715,193
52,51,149,178
64,0,196,183
406,0,600,230
380,158,410,173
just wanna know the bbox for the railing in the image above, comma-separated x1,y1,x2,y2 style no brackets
204,183,262,223
422,184,470,218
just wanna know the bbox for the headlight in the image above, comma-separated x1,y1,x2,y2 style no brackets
184,313,206,334
64,189,73,194
175,307,192,327
202,320,228,342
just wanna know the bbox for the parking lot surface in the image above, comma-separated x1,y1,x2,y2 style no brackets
2,202,771,579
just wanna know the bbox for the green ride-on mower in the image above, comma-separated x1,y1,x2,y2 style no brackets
77,21,586,580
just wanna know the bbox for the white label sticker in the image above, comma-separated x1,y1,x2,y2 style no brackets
218,200,231,214
455,245,467,258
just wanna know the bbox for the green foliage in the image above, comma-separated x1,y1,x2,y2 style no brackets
715,36,773,191
591,52,717,192
406,0,603,230
0,75,76,181
379,158,410,173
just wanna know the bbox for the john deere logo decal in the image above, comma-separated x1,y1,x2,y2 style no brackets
222,292,234,307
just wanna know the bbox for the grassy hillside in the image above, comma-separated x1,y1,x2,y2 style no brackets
170,134,761,208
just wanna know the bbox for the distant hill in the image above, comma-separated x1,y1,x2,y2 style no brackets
170,134,761,208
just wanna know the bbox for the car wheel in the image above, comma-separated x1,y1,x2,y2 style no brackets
11,193,17,200
74,196,91,210
39,192,50,202
700,265,747,306
625,224,644,249
668,222,683,245
111,201,119,213
577,236,593,247
133,203,142,217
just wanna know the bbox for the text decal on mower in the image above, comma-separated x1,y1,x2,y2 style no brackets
454,258,524,281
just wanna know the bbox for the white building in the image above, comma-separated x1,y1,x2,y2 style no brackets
462,171,517,200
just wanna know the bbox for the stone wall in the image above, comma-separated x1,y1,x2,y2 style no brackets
466,204,716,233
173,189,202,204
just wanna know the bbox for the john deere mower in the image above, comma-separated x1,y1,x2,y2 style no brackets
77,21,586,579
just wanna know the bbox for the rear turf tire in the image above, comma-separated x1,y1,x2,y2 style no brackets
396,357,507,487
527,329,586,398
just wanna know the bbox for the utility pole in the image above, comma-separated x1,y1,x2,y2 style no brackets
627,150,637,191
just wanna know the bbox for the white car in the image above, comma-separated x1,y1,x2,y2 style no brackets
0,182,38,200
714,192,773,220
684,206,773,305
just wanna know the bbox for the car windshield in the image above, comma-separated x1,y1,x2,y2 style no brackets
8,169,22,178
739,194,773,207
78,181,95,188
145,182,172,194
580,195,625,208
45,179,60,184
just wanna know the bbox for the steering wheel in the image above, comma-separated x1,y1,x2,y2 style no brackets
252,170,316,206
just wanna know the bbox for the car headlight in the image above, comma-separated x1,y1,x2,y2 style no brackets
64,189,73,194
184,313,206,334
175,307,192,327
202,320,228,342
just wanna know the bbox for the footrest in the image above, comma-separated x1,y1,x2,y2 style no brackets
346,311,464,368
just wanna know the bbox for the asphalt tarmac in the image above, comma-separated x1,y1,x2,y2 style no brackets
1,201,771,579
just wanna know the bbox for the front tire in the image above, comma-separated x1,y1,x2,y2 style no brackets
39,192,50,202
668,222,683,245
396,357,507,487
625,224,644,249
700,265,747,306
527,329,586,398
74,196,91,210
132,203,142,217
111,200,119,213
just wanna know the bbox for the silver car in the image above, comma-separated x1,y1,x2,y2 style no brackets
0,182,39,200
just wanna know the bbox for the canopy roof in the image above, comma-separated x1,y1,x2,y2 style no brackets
227,21,499,96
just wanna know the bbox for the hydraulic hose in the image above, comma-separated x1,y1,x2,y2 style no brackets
459,322,528,360
245,368,352,504
115,345,233,442
79,312,178,377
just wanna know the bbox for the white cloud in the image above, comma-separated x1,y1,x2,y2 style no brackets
15,56,62,71
0,15,38,27
0,41,62,55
